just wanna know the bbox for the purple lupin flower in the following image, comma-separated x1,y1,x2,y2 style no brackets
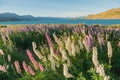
88,33,94,47
97,33,104,50
84,35,91,52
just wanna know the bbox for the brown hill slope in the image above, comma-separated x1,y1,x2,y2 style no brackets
86,8,120,19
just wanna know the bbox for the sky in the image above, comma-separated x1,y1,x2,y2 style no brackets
0,0,120,17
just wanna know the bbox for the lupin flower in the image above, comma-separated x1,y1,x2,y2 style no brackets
1,33,7,45
92,47,109,80
28,65,35,76
65,37,72,56
88,33,94,46
83,35,91,52
63,63,74,78
60,47,68,62
7,54,11,62
71,40,76,56
26,49,39,70
81,26,86,36
107,41,112,63
22,61,29,73
53,33,64,48
46,31,53,48
92,47,100,67
59,47,71,66
46,32,59,60
50,47,60,61
32,42,43,60
0,65,7,72
78,38,84,49
0,49,4,56
38,63,45,72
55,47,60,55
48,54,56,71
97,33,104,50
14,61,21,73
104,76,109,80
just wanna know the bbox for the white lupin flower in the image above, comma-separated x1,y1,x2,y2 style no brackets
107,41,112,63
32,42,43,60
65,37,72,56
5,32,11,42
98,65,105,76
0,65,7,72
0,49,4,56
63,63,73,78
48,54,56,71
59,47,71,66
75,44,80,54
71,41,76,57
92,47,100,67
104,75,109,80
92,47,109,80
1,33,6,45
53,33,64,47
60,47,68,62
78,40,84,49
8,54,11,62
50,47,59,61
82,40,88,52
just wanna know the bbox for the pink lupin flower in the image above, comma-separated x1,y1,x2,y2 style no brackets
14,61,21,73
45,31,53,48
8,55,11,62
28,65,35,76
38,63,45,72
22,61,29,73
118,41,120,47
26,49,39,70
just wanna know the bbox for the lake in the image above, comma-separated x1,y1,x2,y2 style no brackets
0,19,120,25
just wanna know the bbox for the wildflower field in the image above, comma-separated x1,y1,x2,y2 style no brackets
0,24,120,80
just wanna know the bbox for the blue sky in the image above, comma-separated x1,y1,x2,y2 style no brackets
0,0,120,17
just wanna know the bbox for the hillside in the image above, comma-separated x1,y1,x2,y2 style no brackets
86,8,120,19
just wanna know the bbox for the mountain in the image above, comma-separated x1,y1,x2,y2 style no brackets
0,13,65,22
86,8,120,19
0,13,39,21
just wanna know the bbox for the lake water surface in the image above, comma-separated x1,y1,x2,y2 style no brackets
0,19,120,25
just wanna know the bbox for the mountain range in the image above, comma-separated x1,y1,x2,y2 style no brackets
0,13,65,22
